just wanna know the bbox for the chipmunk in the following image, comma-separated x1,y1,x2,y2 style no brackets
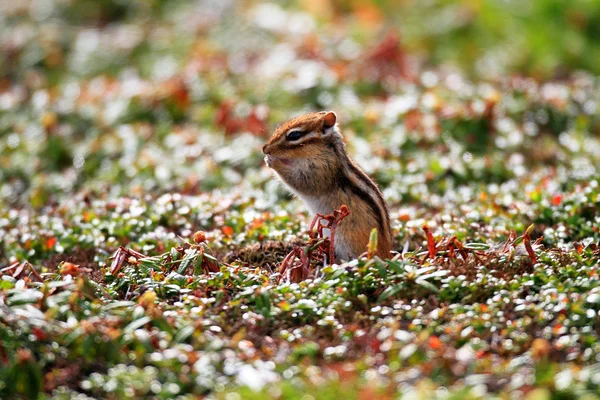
262,111,392,261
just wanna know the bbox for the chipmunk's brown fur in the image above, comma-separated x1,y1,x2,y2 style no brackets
263,111,392,260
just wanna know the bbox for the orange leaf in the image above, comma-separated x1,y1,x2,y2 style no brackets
531,338,551,360
251,218,265,229
45,237,57,250
60,262,80,276
398,213,410,222
428,335,442,350
193,231,206,243
222,226,234,236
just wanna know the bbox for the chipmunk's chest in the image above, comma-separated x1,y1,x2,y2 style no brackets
299,194,336,216
300,194,355,260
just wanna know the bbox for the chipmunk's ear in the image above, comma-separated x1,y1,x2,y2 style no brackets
322,111,337,130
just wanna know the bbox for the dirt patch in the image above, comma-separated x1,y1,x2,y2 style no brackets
224,240,302,271
44,247,105,283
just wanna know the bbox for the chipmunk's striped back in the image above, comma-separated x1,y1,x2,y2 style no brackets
263,111,392,260
331,137,390,242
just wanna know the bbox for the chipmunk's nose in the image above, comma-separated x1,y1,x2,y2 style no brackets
262,144,271,155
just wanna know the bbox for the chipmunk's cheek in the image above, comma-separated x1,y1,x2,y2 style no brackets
264,155,280,169
279,158,294,167
265,155,293,169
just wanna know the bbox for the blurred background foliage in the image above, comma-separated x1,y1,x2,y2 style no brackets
2,0,600,82
356,0,600,78
0,0,599,207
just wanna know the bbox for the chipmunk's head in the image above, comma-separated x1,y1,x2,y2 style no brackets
262,111,343,194
263,111,341,165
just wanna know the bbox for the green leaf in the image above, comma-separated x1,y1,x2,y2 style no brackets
101,301,136,311
124,316,152,333
139,257,161,272
378,283,405,301
152,316,175,336
463,242,491,250
587,294,600,304
418,270,449,281
7,290,43,306
0,280,15,290
174,325,197,343
525,223,535,235
368,228,378,256
415,266,437,276
415,279,439,292
178,248,197,274
170,247,180,261
194,252,204,275
12,360,42,399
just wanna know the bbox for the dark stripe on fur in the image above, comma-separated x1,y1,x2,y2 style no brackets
329,141,389,239
336,169,385,235
324,138,389,240
286,138,320,149
345,159,390,228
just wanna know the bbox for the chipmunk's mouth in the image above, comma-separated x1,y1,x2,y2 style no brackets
264,155,293,168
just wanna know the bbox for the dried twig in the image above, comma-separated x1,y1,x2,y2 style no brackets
0,261,43,281
414,224,542,277
279,206,351,283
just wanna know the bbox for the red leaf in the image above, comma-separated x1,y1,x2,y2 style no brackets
360,30,413,83
245,110,267,136
45,237,57,250
552,194,562,206
422,225,436,258
523,230,537,264
32,327,46,340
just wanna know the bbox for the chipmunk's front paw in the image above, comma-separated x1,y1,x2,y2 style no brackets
264,155,272,168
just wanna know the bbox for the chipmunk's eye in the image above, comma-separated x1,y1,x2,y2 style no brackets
286,130,307,141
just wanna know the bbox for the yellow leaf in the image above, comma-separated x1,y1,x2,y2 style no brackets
367,228,378,258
